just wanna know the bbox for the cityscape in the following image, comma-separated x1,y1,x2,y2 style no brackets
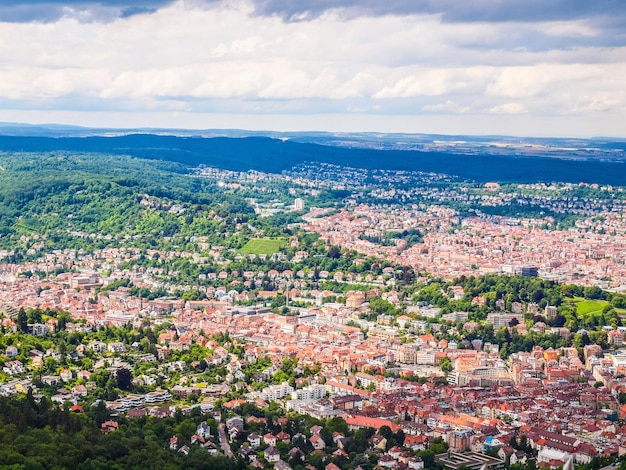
1,149,626,469
1,0,626,469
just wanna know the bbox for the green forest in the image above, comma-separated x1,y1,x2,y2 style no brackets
0,152,254,253
0,391,238,470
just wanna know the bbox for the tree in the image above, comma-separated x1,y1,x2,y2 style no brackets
17,308,28,333
27,308,43,324
499,343,508,359
90,399,110,426
320,427,334,447
116,368,132,390
394,429,405,447
348,427,375,453
440,356,453,374
325,417,349,435
272,369,289,384
378,425,393,440
430,436,447,454
57,313,69,331
369,297,398,316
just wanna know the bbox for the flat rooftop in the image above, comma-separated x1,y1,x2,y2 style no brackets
435,451,505,470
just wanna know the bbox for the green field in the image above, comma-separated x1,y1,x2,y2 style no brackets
239,238,285,255
571,298,609,315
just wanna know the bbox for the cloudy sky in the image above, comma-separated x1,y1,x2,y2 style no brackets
0,0,625,137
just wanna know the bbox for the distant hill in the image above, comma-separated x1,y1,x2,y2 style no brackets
0,133,625,185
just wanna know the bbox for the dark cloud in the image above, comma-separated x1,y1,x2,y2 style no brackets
251,0,626,27
2,0,626,37
0,1,173,23
120,6,158,18
245,0,626,50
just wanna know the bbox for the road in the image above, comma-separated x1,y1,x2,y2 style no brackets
217,423,234,459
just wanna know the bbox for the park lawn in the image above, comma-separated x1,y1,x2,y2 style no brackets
239,238,285,255
574,299,609,315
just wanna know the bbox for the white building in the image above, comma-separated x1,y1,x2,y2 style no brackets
291,384,326,401
260,382,294,401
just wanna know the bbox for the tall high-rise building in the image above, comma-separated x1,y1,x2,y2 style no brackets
294,198,304,211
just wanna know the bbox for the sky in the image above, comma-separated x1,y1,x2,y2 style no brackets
0,0,625,137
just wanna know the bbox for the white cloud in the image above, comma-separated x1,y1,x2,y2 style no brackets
486,64,597,99
489,102,526,114
538,20,598,38
0,0,624,136
372,67,496,99
422,100,470,113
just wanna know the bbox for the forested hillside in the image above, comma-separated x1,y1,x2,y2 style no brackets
0,134,625,184
0,392,238,470
0,152,253,252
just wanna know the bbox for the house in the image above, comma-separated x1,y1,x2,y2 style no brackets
60,369,72,381
190,434,205,445
42,375,60,386
226,416,244,432
31,356,44,369
275,460,292,470
310,425,323,435
150,407,173,418
498,445,516,462
378,454,398,468
128,408,147,418
3,361,26,375
248,433,261,448
247,415,268,425
388,446,403,459
239,446,257,461
310,433,326,450
28,323,50,336
264,433,277,446
289,447,305,461
107,342,126,354
609,330,624,345
336,436,349,450
264,446,280,463
77,370,92,381
72,385,88,397
51,393,75,405
196,422,211,439
510,451,528,466
404,435,429,450
370,434,387,450
408,456,424,469
228,426,241,441
250,460,264,469
89,341,106,353
101,421,119,433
